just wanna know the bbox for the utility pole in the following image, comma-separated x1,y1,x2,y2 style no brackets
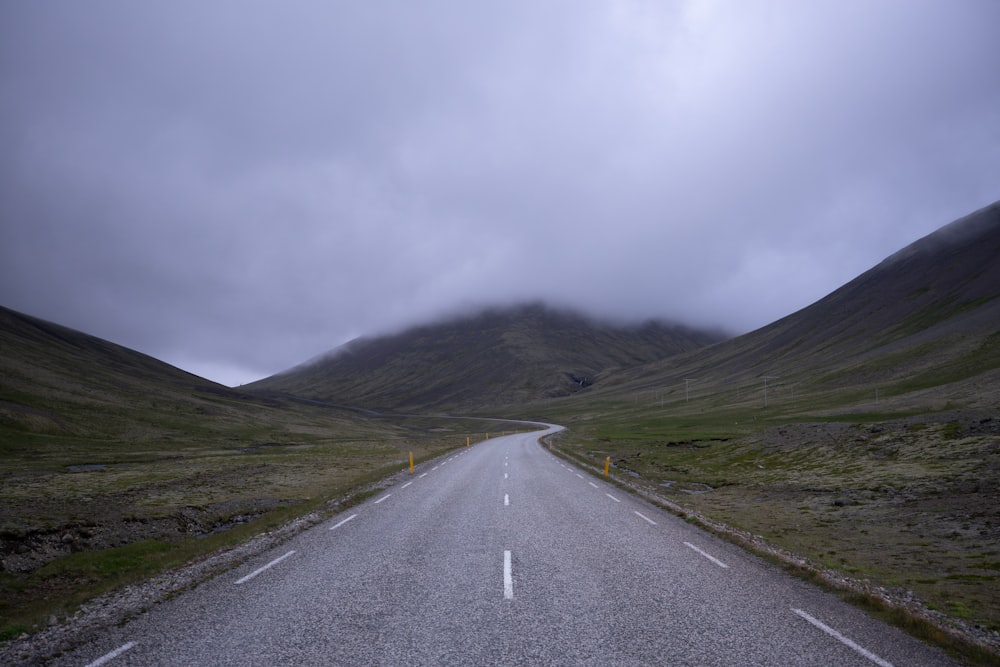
762,375,779,408
684,378,697,403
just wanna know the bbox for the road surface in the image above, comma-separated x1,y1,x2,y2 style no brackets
58,425,958,666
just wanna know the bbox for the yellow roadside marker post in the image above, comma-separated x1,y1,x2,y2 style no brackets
604,457,611,476
486,433,489,440
466,437,470,447
409,452,414,474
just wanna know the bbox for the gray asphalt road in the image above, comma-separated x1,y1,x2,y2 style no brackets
59,425,959,666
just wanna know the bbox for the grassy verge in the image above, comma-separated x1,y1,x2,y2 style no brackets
0,399,507,641
544,411,1000,664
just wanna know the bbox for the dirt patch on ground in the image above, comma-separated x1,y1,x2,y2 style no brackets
0,498,289,574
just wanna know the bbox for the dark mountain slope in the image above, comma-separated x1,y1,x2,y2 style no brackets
0,306,240,435
247,304,724,412
594,200,1000,408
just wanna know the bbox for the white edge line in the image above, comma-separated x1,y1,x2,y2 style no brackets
792,608,894,667
605,493,620,502
374,493,392,504
329,514,358,531
401,481,413,488
634,511,657,525
235,550,296,585
683,541,729,568
503,550,513,599
84,641,137,667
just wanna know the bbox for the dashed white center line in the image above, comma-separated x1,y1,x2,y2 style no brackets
684,542,729,568
419,473,428,478
605,493,620,502
504,494,510,506
575,474,584,479
401,481,413,489
634,511,657,525
235,550,296,584
504,472,508,479
588,482,599,488
503,550,514,599
329,514,357,531
374,493,392,504
432,466,439,471
792,609,894,667
84,641,136,667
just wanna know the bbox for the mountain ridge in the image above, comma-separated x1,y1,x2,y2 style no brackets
582,200,1000,412
246,303,725,412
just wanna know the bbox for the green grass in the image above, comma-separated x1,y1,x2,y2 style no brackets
0,390,512,639
526,372,1000,663
551,410,1000,637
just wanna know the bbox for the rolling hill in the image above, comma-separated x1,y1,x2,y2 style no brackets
0,306,509,641
249,201,999,417
0,305,492,581
577,200,1000,414
245,303,725,412
0,305,250,442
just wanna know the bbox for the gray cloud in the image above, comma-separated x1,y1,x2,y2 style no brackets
2,1,998,385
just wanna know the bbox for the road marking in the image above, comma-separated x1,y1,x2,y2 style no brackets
503,550,513,599
401,481,413,489
605,493,620,502
374,493,392,504
432,466,439,471
329,514,358,531
419,473,428,478
504,494,510,506
792,609,894,667
235,550,295,584
84,641,137,667
575,474,584,479
504,461,508,467
634,511,657,525
504,472,508,479
684,542,729,568
588,482,598,488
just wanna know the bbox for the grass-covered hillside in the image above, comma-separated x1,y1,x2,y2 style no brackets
0,306,506,640
247,302,723,412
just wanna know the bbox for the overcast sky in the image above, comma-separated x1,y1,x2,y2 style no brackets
2,1,998,386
